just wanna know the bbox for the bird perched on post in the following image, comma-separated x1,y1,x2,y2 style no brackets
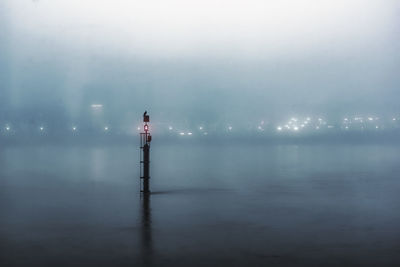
143,111,149,122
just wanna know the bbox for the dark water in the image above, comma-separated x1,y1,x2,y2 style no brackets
1,143,400,266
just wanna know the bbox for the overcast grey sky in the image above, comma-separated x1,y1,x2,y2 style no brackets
1,0,399,124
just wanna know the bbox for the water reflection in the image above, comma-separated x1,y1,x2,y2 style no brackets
91,148,106,181
140,193,153,266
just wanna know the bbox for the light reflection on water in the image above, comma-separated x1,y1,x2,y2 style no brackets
0,143,400,266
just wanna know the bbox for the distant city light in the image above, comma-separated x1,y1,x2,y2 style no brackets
91,104,103,108
1,114,399,136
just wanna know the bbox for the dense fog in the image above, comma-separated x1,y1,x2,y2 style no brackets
1,0,399,137
2,3,400,266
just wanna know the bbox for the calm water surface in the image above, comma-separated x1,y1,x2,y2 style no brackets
1,143,400,266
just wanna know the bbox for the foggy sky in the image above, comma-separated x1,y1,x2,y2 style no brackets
1,0,399,125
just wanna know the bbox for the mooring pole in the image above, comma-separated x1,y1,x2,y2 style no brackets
142,143,150,193
140,111,152,193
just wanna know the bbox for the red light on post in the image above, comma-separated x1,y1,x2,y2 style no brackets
144,124,149,132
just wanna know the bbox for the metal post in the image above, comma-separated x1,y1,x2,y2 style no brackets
140,111,151,193
142,143,150,193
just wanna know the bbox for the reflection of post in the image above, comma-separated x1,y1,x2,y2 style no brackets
140,193,152,266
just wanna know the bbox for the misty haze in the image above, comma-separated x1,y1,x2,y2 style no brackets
1,1,400,266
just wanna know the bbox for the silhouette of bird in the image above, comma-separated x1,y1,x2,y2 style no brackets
143,111,147,117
